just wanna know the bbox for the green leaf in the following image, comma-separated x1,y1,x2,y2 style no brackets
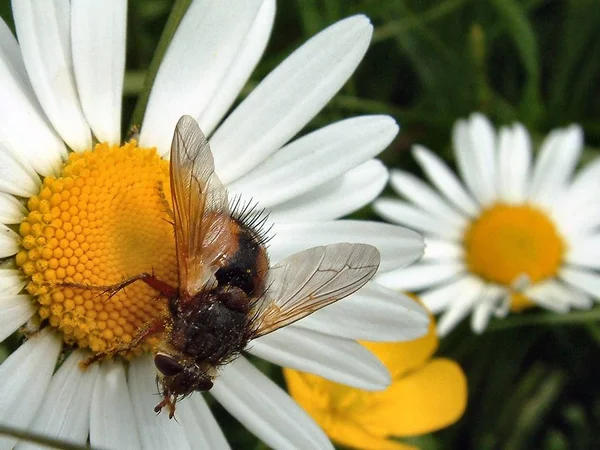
489,0,543,124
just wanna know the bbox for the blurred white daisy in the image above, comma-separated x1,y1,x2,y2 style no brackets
374,112,600,336
0,1,428,449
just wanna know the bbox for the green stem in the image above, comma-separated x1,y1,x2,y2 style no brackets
486,308,600,331
0,424,92,450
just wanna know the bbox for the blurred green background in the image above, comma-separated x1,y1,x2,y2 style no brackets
1,0,600,449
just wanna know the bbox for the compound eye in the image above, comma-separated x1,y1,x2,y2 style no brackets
154,353,184,377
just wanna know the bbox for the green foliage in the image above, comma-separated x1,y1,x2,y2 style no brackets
1,0,599,449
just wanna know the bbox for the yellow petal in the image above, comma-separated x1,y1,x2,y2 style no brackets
369,358,468,436
284,367,416,450
361,316,438,380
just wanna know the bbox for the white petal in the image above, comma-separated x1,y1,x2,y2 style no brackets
211,15,373,184
413,145,479,217
140,0,269,154
560,266,600,301
195,0,275,136
177,395,231,450
230,116,398,208
0,18,28,78
453,113,497,206
375,262,464,291
128,355,192,450
566,235,600,269
90,359,141,450
528,125,582,207
211,356,332,450
0,143,41,197
297,282,430,341
389,169,467,227
249,327,390,390
17,350,99,450
436,276,485,336
552,158,600,236
71,0,126,144
0,295,36,343
0,269,26,295
0,329,62,450
269,159,388,223
0,192,27,223
524,279,572,312
373,198,463,240
12,0,92,151
421,237,463,261
470,284,505,333
268,220,424,272
420,275,475,313
0,19,67,176
497,123,531,203
0,223,20,257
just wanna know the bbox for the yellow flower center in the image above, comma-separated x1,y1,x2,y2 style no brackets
463,204,565,308
16,142,178,355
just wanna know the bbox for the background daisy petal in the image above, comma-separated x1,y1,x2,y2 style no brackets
528,125,582,207
0,329,62,450
140,0,268,154
420,275,475,314
211,356,333,450
421,238,463,261
268,220,424,272
0,295,36,343
470,285,505,333
389,170,467,228
230,116,397,207
376,262,464,291
250,327,390,390
90,360,141,450
269,159,388,223
0,269,26,295
296,283,429,342
17,350,99,449
71,0,126,145
210,15,373,184
413,145,479,217
524,280,573,312
454,113,497,206
560,267,600,301
566,235,600,269
436,276,484,335
128,355,192,450
177,395,231,450
12,0,91,151
497,124,531,203
373,198,463,240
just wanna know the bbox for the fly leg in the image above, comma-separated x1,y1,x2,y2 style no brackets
80,315,168,369
60,272,178,299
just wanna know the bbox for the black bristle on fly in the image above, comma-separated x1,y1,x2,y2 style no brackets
229,195,274,247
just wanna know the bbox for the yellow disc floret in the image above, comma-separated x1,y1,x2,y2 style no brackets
464,204,565,309
17,141,178,355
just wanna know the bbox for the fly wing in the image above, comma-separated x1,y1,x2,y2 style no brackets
249,243,380,338
170,115,234,297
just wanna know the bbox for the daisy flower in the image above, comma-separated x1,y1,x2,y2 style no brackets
0,1,428,449
374,112,600,335
284,311,467,450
